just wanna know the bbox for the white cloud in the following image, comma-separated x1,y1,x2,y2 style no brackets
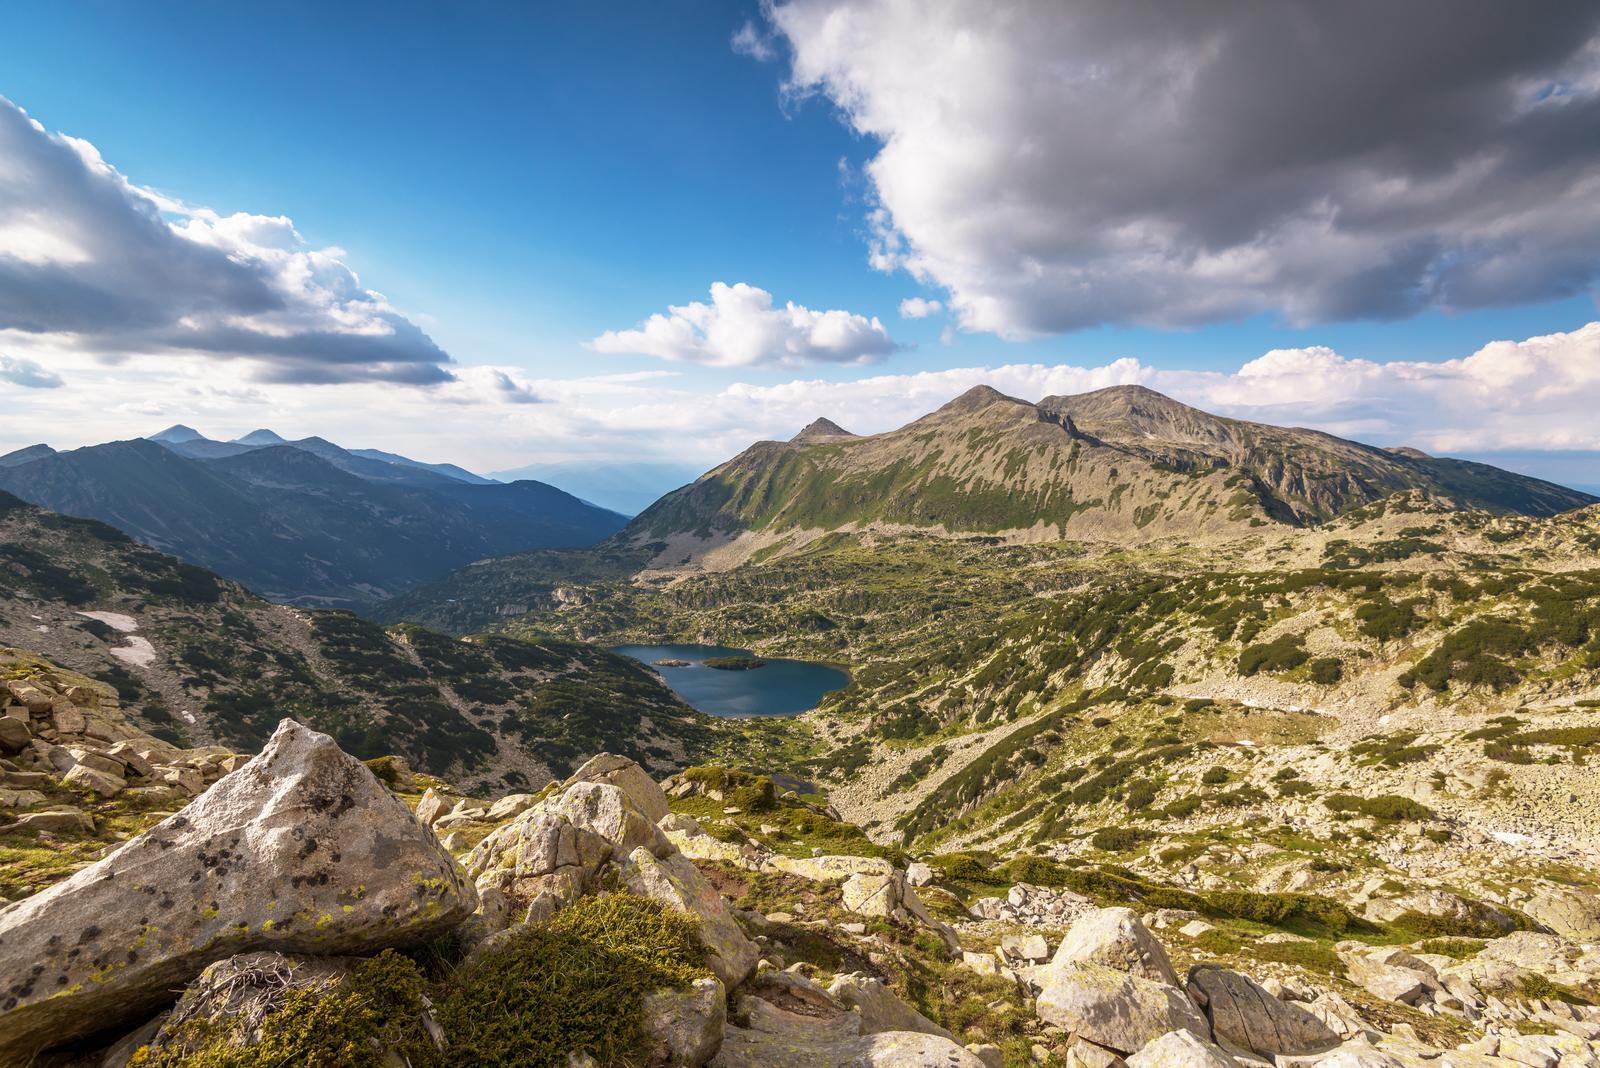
898,297,942,318
0,96,453,385
731,20,777,61
764,1,1600,338
0,355,62,388
588,281,898,368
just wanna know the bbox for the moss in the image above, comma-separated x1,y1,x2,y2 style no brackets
432,890,709,1067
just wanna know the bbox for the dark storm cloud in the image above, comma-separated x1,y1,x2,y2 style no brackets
769,0,1600,335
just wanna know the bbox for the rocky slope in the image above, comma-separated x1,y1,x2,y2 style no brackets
0,491,751,794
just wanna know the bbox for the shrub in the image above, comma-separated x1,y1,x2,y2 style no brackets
1124,779,1161,811
1360,795,1434,821
1092,827,1155,852
1418,938,1486,959
1238,635,1310,677
1164,796,1202,818
1208,890,1361,933
1091,717,1112,728
1184,698,1216,713
1200,766,1230,785
1485,743,1534,764
1005,855,1072,887
1308,658,1343,684
925,853,1006,884
1390,910,1500,939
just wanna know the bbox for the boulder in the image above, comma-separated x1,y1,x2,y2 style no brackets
1002,934,1051,964
1187,966,1340,1057
1052,907,1181,988
415,787,449,826
1127,1029,1244,1068
1037,960,1212,1055
906,862,935,887
0,718,477,1066
465,782,674,902
642,976,727,1067
1362,890,1512,933
1481,931,1580,973
1341,958,1427,1005
621,846,759,990
844,871,901,917
486,792,539,822
1524,887,1600,940
564,753,670,824
967,1044,1005,1068
1499,1034,1562,1068
0,716,29,754
670,830,753,867
660,813,705,835
829,974,959,1041
62,762,125,796
1436,957,1526,997
11,806,94,834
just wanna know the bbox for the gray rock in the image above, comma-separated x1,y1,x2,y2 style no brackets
564,753,671,824
1003,934,1051,964
1480,931,1580,972
621,845,759,990
967,1044,1005,1068
1188,966,1340,1056
1524,887,1600,940
1499,1034,1561,1068
712,983,985,1068
1126,1029,1243,1068
486,792,539,822
0,716,29,754
1436,957,1526,996
0,718,476,1066
1052,907,1180,988
1037,959,1212,1055
62,763,125,796
829,974,958,1041
99,1013,168,1068
11,806,93,834
906,862,935,887
1342,958,1426,1005
642,976,727,1067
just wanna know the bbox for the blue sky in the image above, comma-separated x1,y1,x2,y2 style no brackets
2,1,1599,483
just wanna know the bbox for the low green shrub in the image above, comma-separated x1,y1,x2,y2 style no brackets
1004,855,1072,887
1200,766,1230,785
924,853,1006,884
1164,796,1202,818
1418,938,1486,959
1091,826,1155,852
1321,794,1434,821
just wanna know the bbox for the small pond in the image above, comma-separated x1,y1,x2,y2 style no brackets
608,644,849,718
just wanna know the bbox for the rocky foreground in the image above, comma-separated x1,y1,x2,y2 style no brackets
1,690,1598,1068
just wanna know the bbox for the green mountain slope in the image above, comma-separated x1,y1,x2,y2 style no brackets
0,439,626,607
0,490,750,794
623,385,1593,557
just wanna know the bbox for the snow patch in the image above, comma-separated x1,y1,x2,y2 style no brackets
77,611,139,632
109,636,156,667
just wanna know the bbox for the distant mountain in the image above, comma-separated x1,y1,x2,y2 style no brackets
487,460,706,516
231,428,287,444
0,439,626,607
347,447,500,485
0,444,54,467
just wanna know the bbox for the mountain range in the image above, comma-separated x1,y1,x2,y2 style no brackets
373,384,1598,632
0,429,627,608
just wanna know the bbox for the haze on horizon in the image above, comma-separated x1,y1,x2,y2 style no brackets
1,1,1599,490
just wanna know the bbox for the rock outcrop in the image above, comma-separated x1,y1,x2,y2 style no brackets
1188,966,1340,1057
0,719,476,1065
622,846,760,990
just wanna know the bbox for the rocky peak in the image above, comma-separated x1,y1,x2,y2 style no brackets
792,418,860,443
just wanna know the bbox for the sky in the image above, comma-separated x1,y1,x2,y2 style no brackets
2,0,1600,487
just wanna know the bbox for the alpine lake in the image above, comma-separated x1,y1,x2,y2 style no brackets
607,644,849,718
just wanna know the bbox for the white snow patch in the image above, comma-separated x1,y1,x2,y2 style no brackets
178,709,196,724
77,611,139,632
109,636,156,667
1490,831,1534,846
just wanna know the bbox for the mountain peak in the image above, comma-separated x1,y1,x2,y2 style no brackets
233,429,287,445
147,424,207,443
938,384,1031,414
1386,446,1433,459
792,418,859,443
0,444,55,468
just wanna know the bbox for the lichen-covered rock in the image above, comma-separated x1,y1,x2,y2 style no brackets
486,792,539,822
0,719,476,1066
669,829,752,866
12,806,94,833
1001,934,1050,964
1524,887,1600,940
1341,958,1426,1005
763,854,895,883
642,976,727,1067
843,872,901,917
621,846,759,990
1037,960,1211,1055
1435,957,1526,997
1480,931,1580,972
1052,908,1180,988
1362,890,1512,933
564,753,670,824
829,974,958,1041
1187,966,1339,1057
62,762,125,796
1126,1029,1243,1068
465,782,674,902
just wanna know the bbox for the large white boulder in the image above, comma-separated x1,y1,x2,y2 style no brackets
0,719,476,1066
564,753,671,824
642,976,727,1067
1038,960,1212,1055
621,846,759,990
1187,966,1340,1057
1052,907,1181,988
1127,1029,1244,1068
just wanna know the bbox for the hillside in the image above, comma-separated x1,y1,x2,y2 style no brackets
0,438,627,607
0,490,759,795
377,384,1596,634
610,385,1593,568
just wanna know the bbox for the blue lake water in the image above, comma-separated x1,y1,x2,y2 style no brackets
609,644,850,718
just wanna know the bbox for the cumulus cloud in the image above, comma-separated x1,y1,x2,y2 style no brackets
898,297,941,318
763,0,1600,337
0,96,453,384
0,355,63,389
588,281,898,368
731,19,778,61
